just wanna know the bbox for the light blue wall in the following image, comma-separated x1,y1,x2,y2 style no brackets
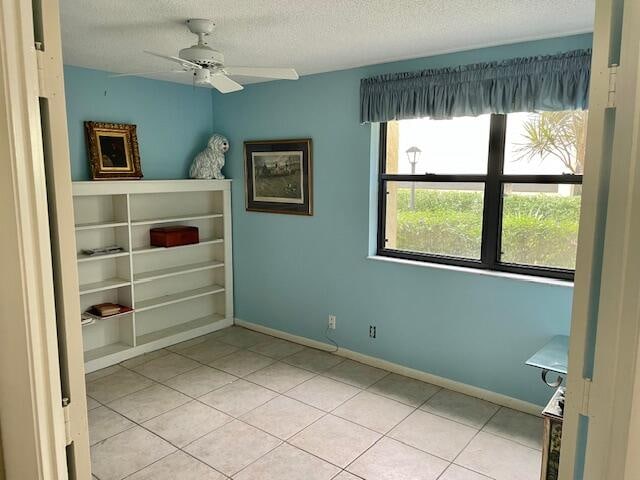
62,35,591,406
64,65,213,180
211,34,592,407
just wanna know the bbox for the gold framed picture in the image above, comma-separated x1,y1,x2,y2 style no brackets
85,121,143,180
244,139,313,215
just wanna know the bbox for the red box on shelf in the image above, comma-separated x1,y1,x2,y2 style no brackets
150,226,199,247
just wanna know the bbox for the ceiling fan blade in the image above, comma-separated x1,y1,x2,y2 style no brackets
207,74,244,93
110,70,187,78
223,66,299,80
144,50,202,70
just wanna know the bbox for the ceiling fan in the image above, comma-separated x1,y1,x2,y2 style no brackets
112,18,299,93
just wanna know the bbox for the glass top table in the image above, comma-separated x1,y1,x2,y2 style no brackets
526,335,568,387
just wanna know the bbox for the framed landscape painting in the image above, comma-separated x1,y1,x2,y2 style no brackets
244,139,312,215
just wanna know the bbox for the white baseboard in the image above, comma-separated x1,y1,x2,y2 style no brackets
235,318,543,416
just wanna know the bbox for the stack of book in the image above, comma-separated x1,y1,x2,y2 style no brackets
85,303,133,319
93,303,121,316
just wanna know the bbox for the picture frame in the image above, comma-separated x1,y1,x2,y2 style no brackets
85,121,143,180
244,139,313,215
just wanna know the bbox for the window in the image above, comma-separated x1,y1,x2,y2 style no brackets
377,111,586,280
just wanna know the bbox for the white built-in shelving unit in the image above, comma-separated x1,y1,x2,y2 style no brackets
73,180,233,372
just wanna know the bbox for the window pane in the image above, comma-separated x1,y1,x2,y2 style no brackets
503,111,588,175
386,115,491,175
500,183,581,269
384,181,484,259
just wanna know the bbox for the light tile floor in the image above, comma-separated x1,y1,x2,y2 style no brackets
87,326,543,480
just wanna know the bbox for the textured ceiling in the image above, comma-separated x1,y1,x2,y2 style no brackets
60,0,594,86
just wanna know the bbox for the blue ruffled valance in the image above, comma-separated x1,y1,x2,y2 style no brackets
360,49,591,123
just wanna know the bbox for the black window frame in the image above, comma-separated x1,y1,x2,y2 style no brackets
377,114,582,281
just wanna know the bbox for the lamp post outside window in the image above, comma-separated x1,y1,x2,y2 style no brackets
406,146,422,210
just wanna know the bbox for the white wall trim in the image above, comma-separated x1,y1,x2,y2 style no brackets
235,318,543,416
367,255,574,288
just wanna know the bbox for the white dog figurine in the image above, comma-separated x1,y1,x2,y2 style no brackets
189,134,229,180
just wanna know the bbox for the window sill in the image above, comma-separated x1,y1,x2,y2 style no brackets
367,255,574,288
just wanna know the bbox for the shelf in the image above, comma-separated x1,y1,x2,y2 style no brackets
137,314,224,346
135,284,225,312
84,342,131,362
77,251,129,263
74,181,232,371
132,238,223,255
79,278,131,294
134,260,224,284
131,213,223,226
75,221,128,231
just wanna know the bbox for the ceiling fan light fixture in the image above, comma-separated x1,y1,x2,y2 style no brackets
193,68,211,84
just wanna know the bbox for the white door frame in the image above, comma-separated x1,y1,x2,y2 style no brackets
559,0,617,474
586,0,640,474
560,0,640,478
0,0,68,477
36,0,92,471
0,0,90,478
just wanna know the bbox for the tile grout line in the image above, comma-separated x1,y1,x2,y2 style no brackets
443,405,504,480
212,368,405,473
168,338,327,382
476,409,544,451
99,332,371,406
92,379,497,480
342,387,486,476
339,388,433,475
225,374,439,474
87,329,316,477
92,416,177,479
173,369,331,454
282,411,380,467
95,337,497,435
101,377,376,474
120,448,217,480
94,376,275,456
109,355,333,448
341,432,390,476
96,396,231,479
225,439,284,479
88,327,540,478
90,362,243,461
88,418,138,448
92,340,419,450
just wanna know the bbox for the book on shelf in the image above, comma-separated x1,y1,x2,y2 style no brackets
93,302,120,315
85,303,133,319
81,246,125,257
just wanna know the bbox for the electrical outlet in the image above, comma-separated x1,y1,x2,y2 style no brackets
369,325,376,338
328,315,337,330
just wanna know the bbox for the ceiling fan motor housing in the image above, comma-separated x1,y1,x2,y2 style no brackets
179,46,225,68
